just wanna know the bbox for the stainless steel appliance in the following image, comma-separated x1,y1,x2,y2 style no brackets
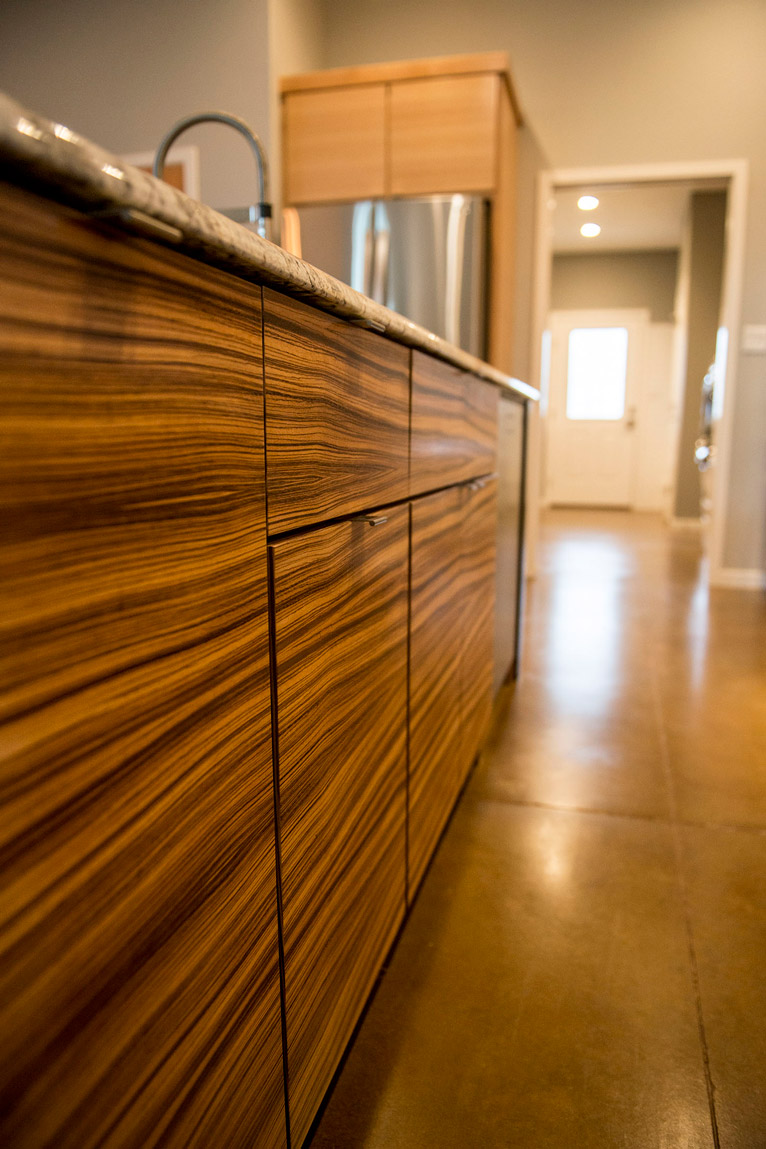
291,196,489,358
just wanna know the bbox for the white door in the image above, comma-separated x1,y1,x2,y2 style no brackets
545,309,647,507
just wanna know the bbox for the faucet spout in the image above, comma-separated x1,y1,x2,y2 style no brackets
153,111,272,239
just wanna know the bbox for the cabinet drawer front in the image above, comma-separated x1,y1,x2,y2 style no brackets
409,486,468,894
283,84,386,204
0,186,285,1149
390,73,499,196
264,289,410,533
411,351,498,494
270,506,408,1146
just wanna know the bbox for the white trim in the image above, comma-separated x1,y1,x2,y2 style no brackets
707,162,749,584
119,146,201,200
523,172,557,578
532,159,749,587
711,567,766,591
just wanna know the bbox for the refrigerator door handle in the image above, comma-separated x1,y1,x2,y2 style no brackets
370,202,391,305
445,195,468,347
365,219,376,298
372,226,390,305
350,201,376,297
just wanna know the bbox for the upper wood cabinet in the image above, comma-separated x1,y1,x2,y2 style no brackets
281,53,522,374
281,53,520,206
389,73,499,196
283,83,386,203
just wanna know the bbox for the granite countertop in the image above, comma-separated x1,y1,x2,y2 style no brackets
0,92,538,402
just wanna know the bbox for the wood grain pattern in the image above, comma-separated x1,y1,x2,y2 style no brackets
263,288,410,534
389,74,499,196
280,51,512,95
488,80,518,372
0,183,286,1148
460,478,498,780
269,508,408,1147
411,352,499,495
409,479,498,895
408,487,467,895
494,398,526,691
282,84,386,204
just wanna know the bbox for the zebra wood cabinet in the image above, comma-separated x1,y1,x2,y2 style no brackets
409,486,467,893
262,288,410,534
460,478,499,777
409,477,498,898
0,175,526,1149
0,184,285,1148
410,349,498,495
269,508,409,1148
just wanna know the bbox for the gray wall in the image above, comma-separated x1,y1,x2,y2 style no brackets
268,0,327,226
0,0,272,211
317,0,766,572
674,192,727,520
551,251,679,324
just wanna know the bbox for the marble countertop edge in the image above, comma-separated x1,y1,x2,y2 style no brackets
0,92,538,403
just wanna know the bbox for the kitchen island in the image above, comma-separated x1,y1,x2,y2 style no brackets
0,94,537,1149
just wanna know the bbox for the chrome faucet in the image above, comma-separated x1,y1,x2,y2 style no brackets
153,111,272,240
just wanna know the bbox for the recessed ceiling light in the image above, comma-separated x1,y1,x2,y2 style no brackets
580,223,601,237
578,195,599,211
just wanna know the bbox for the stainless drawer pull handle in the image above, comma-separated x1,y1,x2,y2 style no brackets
352,514,388,526
467,472,498,492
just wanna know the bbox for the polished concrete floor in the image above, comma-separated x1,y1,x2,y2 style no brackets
309,510,766,1148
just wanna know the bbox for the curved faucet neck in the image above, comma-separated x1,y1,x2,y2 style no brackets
153,111,271,239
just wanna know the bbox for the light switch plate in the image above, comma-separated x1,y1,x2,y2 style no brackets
741,324,766,354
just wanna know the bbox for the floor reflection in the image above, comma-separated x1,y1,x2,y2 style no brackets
544,531,630,715
310,508,766,1149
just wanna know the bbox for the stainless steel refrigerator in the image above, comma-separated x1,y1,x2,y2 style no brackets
291,196,489,358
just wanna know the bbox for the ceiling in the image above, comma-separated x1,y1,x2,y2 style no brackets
552,182,723,255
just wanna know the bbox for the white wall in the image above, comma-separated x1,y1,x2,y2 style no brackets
318,0,766,573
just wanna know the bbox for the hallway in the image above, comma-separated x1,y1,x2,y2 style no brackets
309,510,766,1148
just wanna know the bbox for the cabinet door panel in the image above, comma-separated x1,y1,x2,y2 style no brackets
270,507,408,1147
283,85,386,203
461,478,498,780
264,289,410,533
0,185,285,1149
409,487,467,895
494,398,525,691
411,351,498,494
390,74,499,196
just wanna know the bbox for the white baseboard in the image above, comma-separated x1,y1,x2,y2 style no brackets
711,567,766,590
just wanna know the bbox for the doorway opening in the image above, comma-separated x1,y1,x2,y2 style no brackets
529,161,748,587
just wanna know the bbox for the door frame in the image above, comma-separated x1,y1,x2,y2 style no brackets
527,159,749,587
544,307,650,509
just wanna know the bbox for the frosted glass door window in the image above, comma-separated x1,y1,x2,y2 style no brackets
566,327,629,421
